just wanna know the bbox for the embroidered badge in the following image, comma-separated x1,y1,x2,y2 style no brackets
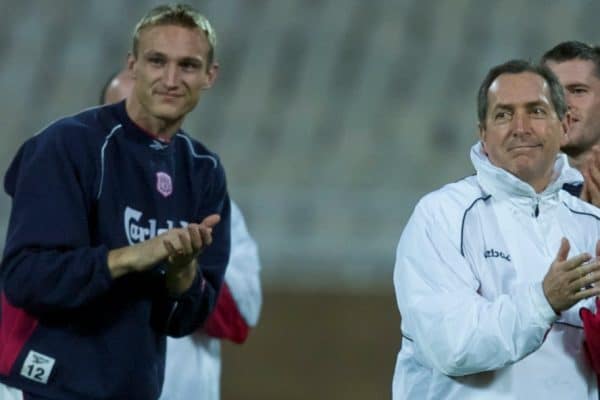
20,350,55,384
156,172,173,197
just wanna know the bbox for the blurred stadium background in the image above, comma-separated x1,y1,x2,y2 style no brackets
2,0,600,398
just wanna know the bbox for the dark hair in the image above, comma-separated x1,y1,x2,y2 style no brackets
541,40,600,78
477,59,567,127
99,70,119,105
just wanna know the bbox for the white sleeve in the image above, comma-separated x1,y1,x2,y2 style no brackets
394,199,557,377
223,200,262,327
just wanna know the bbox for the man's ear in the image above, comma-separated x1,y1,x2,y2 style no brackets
127,52,136,78
478,123,488,154
203,62,219,89
560,110,573,147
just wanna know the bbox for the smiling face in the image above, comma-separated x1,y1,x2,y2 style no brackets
126,24,218,134
479,72,568,192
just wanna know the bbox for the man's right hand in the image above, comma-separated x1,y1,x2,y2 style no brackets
543,238,600,313
107,214,220,279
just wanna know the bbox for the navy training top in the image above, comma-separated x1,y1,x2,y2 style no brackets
0,101,231,400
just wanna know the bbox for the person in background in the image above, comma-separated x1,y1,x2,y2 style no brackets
542,41,600,204
101,69,135,105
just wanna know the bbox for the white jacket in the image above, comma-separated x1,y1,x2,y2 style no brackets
393,142,599,399
160,200,262,400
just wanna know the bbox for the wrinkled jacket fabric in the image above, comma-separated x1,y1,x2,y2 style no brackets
393,142,598,399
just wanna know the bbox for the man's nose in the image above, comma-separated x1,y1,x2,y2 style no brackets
511,111,531,134
162,64,179,87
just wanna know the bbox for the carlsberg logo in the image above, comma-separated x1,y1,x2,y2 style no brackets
124,206,188,244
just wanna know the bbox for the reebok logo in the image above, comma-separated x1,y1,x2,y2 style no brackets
484,249,511,262
149,140,168,151
21,350,55,384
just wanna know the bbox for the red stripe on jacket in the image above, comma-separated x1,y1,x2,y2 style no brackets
202,283,249,344
0,293,38,374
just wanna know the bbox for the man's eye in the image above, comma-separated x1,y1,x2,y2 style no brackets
532,107,547,116
495,111,510,120
181,62,200,71
148,57,165,66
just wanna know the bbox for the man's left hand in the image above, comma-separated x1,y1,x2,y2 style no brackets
164,214,221,295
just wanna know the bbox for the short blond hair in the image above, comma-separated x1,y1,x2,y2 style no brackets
132,4,217,66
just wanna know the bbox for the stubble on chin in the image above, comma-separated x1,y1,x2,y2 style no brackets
560,133,589,158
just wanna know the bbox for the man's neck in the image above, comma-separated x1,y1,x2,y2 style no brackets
529,173,553,194
125,98,183,141
567,150,592,172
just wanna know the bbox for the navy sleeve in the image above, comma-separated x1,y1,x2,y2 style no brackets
156,160,231,337
1,123,113,315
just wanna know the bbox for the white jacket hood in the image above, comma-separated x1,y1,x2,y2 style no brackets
470,141,582,200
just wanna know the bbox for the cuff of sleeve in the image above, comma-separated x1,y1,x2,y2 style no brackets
530,282,559,326
98,245,115,288
167,269,204,301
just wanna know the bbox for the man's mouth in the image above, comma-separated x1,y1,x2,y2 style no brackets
508,144,541,151
155,92,183,99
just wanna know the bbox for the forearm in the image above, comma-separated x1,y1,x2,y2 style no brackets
160,233,229,336
395,203,556,377
157,189,231,336
154,270,216,337
2,246,113,314
107,237,167,279
401,282,556,376
165,259,198,296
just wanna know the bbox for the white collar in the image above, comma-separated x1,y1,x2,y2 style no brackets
470,142,582,201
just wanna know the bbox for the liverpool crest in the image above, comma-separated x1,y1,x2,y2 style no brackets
156,172,173,197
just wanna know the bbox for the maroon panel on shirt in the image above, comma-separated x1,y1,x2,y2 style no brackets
581,297,600,374
0,293,38,374
202,283,249,344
